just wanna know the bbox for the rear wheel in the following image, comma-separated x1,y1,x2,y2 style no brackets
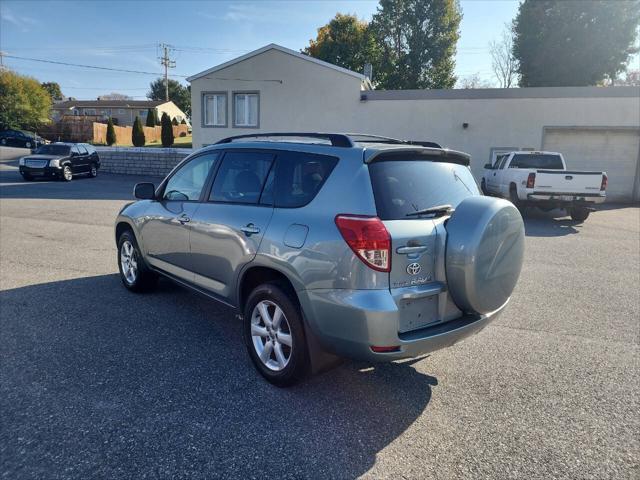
570,207,590,222
0,138,6,146
61,165,73,181
509,185,524,214
244,282,309,387
25,141,32,149
117,230,157,292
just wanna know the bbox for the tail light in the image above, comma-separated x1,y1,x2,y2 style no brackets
335,215,391,272
526,172,536,189
600,173,608,191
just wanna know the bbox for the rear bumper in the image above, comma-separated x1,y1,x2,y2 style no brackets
300,288,505,362
526,192,605,206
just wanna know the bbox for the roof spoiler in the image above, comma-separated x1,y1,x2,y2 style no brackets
365,147,471,167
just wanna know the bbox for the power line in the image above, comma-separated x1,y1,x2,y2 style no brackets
158,43,176,101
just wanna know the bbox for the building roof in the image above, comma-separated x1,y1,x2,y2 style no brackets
186,43,366,82
53,100,167,109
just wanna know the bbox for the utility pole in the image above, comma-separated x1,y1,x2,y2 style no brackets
158,43,176,101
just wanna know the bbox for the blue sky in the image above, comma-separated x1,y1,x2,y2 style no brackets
2,0,522,98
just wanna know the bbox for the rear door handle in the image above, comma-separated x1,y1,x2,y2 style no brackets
177,214,191,225
240,223,260,236
396,245,428,254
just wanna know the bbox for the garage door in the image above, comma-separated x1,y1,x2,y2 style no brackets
543,128,640,202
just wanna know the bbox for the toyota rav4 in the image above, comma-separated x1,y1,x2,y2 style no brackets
115,133,525,386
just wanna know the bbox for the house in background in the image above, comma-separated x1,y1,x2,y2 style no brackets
51,99,189,127
188,43,639,201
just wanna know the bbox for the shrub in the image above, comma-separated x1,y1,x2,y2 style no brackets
106,117,117,146
132,116,145,147
145,108,155,127
160,112,174,147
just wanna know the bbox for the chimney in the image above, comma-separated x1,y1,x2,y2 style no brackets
363,63,373,81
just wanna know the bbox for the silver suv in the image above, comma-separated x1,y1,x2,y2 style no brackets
115,133,525,386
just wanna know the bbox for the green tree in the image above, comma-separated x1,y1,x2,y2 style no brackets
147,79,191,116
160,112,174,147
513,0,640,87
106,117,117,146
145,108,156,127
303,13,382,76
41,82,64,102
370,0,462,89
132,116,146,147
0,70,52,130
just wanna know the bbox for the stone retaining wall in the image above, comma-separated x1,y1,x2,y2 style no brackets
96,147,192,177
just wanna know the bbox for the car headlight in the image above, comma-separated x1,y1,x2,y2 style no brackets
19,158,25,166
49,159,60,168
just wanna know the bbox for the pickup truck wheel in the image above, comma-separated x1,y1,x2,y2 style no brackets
480,179,489,195
244,283,309,387
117,230,157,292
445,196,525,315
509,186,524,213
570,207,590,222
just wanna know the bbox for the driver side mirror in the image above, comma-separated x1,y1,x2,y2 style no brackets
134,182,156,200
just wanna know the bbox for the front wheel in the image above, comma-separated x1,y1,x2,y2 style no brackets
89,164,98,178
25,141,32,149
570,207,590,222
244,283,309,387
480,179,489,195
117,230,157,292
0,138,6,146
61,165,73,181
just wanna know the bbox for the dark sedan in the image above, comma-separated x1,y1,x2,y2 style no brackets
18,143,100,181
0,129,44,150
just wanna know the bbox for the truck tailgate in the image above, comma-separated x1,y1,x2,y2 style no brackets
534,170,603,194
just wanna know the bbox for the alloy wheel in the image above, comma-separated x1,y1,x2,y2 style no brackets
251,300,293,371
63,166,72,181
120,240,138,284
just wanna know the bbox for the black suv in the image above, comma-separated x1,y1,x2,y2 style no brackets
19,143,101,181
0,129,44,149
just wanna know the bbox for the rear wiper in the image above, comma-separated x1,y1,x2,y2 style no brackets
406,204,454,218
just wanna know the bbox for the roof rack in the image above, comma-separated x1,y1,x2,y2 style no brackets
215,132,442,149
215,133,354,148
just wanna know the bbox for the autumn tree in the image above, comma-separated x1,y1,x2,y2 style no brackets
0,70,52,130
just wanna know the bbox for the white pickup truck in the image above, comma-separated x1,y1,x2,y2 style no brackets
481,151,607,221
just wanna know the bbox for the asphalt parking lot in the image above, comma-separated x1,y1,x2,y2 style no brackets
1,146,638,479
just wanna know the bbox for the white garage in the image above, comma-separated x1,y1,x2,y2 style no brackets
543,127,640,202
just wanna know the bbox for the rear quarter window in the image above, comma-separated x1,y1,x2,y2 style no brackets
369,159,480,220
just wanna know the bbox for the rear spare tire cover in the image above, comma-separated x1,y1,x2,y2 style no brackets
445,196,524,315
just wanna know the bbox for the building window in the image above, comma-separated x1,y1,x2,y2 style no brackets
84,108,96,115
100,109,111,116
139,110,147,117
203,93,226,127
233,92,259,127
118,109,126,114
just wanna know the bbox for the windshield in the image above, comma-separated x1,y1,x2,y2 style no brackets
35,145,71,156
369,159,480,220
509,154,563,169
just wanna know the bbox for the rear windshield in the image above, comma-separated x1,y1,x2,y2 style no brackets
509,154,563,169
369,159,480,220
35,145,70,155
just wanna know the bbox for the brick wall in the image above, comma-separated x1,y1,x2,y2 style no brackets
95,147,192,177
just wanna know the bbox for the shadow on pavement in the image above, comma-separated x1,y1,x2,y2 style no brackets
522,207,583,237
1,274,436,479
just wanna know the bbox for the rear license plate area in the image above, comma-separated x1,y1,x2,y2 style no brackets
398,295,439,333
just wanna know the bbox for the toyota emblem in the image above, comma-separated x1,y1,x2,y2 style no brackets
406,263,421,275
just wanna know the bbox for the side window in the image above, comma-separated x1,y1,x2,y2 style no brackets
498,156,509,169
70,145,80,155
77,145,88,155
163,153,218,201
85,145,96,154
272,151,338,208
210,151,274,204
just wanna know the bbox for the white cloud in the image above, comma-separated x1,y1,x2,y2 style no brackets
0,7,39,31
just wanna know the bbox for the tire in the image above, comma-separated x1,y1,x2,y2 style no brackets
480,179,489,195
61,165,73,181
21,173,33,181
243,282,309,387
25,141,32,149
509,185,524,214
117,230,157,292
570,207,590,222
0,138,6,145
89,164,98,178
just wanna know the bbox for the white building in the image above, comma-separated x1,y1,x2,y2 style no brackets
188,44,640,201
